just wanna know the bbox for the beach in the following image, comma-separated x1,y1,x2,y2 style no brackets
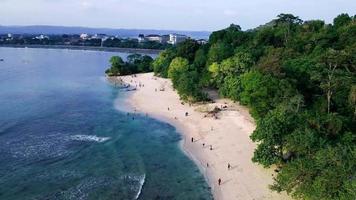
116,73,290,200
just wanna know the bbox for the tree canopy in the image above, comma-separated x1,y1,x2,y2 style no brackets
105,54,154,76
151,13,356,200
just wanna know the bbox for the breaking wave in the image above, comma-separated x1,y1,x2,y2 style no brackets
70,135,110,143
134,174,145,200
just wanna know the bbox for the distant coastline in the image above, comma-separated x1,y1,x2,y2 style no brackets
0,44,162,54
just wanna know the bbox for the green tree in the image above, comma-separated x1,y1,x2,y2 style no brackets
105,56,125,76
333,13,352,28
349,85,356,117
176,39,200,62
207,42,233,65
168,57,190,87
152,48,176,77
274,13,303,45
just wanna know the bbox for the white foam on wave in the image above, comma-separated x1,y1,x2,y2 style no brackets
134,174,146,200
70,135,111,143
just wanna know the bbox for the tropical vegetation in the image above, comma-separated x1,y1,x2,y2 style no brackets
151,13,356,200
105,53,154,76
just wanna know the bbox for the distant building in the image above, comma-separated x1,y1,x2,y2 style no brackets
80,33,89,40
138,34,145,43
91,34,107,39
168,34,188,45
161,35,170,44
145,34,162,43
35,35,49,40
196,39,208,45
137,33,189,44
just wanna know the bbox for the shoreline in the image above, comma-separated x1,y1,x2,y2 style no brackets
115,73,291,200
0,44,162,54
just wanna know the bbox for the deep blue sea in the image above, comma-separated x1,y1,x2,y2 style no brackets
0,47,212,200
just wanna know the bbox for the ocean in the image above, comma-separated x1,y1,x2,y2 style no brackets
0,47,212,200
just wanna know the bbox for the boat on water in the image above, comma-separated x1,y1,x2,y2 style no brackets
0,59,4,61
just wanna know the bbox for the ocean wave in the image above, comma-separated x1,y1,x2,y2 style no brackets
134,174,145,200
121,173,146,200
70,135,110,143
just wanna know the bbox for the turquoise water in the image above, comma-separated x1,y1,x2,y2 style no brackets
0,48,212,200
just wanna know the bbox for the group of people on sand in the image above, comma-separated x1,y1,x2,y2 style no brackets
190,127,233,187
129,75,232,189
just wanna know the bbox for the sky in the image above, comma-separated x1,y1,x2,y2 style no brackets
0,0,355,31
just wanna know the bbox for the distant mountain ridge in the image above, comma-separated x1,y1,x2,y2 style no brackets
0,25,211,39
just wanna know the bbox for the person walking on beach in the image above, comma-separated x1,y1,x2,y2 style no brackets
207,162,209,167
228,163,231,170
218,178,222,186
191,137,194,143
203,143,205,148
210,145,213,150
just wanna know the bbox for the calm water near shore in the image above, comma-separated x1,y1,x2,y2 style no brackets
0,47,212,200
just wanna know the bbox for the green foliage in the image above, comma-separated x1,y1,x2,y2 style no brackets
127,53,154,72
239,71,296,118
333,13,352,28
148,13,356,199
257,48,285,76
251,106,302,165
105,56,125,76
167,57,206,102
152,48,176,77
207,42,233,65
168,57,190,87
176,70,207,102
219,74,242,101
176,39,200,62
105,54,153,76
193,47,208,70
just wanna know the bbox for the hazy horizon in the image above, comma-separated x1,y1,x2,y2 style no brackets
0,24,211,33
1,0,355,31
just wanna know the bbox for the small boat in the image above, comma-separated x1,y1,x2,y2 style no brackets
0,59,4,61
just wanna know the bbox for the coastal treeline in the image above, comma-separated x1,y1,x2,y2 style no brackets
0,35,169,50
151,14,356,199
105,54,154,76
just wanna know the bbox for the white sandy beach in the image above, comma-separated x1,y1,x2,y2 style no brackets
115,73,290,200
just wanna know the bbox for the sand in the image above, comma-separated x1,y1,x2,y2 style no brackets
115,73,290,200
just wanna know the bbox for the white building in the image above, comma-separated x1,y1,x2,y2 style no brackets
161,35,170,43
35,35,49,40
196,39,208,45
80,33,89,40
168,34,188,45
138,34,145,43
145,34,162,42
91,34,107,40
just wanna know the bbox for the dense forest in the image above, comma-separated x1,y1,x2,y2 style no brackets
107,13,356,199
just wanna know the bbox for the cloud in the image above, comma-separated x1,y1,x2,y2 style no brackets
80,0,93,8
0,0,355,31
223,9,238,17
